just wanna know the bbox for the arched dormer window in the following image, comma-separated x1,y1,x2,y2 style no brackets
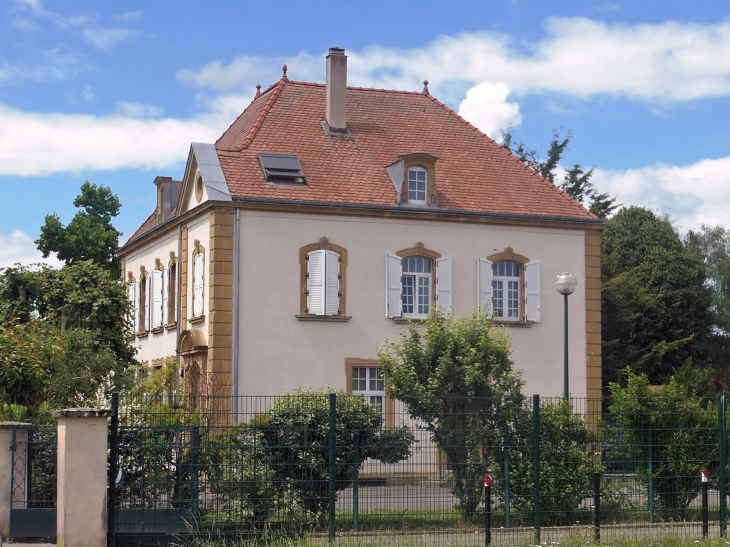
407,166,428,204
386,242,451,321
298,237,349,321
394,153,438,206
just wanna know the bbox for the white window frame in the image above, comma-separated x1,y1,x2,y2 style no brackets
492,260,521,321
306,249,341,316
401,256,432,318
407,166,428,204
192,252,204,318
351,366,385,415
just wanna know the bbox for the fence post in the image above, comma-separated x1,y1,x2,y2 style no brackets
647,423,654,523
593,471,601,542
720,394,727,538
484,474,492,546
702,470,709,538
190,426,200,521
533,394,540,544
353,433,359,532
107,393,119,547
54,408,115,547
503,424,510,529
328,393,336,543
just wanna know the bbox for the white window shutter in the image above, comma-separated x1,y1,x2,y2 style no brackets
435,257,452,312
193,253,204,317
477,259,493,316
386,254,402,318
152,269,163,328
162,267,169,326
307,250,325,315
525,261,541,322
127,283,136,333
134,281,140,333
145,275,151,331
325,250,340,316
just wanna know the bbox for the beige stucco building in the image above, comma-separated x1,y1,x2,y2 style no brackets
119,48,603,409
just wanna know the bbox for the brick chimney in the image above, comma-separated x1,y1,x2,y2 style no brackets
325,47,347,132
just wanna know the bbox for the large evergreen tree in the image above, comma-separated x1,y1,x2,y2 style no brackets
601,207,713,390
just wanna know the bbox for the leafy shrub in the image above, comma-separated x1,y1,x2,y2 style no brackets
253,388,414,523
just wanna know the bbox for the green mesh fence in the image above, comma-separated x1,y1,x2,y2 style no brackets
108,394,730,546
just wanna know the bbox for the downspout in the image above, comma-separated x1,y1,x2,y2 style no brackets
175,223,183,398
231,208,240,419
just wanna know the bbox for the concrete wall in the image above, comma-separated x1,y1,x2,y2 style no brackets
236,210,587,399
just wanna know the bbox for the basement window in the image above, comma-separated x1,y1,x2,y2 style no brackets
258,153,306,184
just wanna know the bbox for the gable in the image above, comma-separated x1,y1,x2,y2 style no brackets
177,143,231,216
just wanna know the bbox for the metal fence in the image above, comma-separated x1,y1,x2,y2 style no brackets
108,393,730,546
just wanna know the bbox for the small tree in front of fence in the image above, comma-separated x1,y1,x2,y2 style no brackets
252,389,414,526
378,311,526,520
608,367,718,520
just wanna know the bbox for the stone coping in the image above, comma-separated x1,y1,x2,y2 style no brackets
0,421,32,429
52,408,115,418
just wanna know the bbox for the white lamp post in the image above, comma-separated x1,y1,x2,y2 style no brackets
555,272,578,400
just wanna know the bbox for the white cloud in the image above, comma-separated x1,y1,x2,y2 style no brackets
115,101,165,118
177,18,730,103
0,230,62,270
594,156,730,231
82,85,95,102
82,28,136,51
12,0,94,29
0,96,250,176
114,11,141,21
457,82,521,141
0,48,81,85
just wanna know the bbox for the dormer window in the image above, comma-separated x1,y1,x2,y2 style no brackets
408,167,428,204
258,153,306,184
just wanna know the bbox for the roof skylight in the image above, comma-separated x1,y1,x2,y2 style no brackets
258,153,306,184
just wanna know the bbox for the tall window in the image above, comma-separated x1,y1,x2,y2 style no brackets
139,273,147,332
299,238,348,319
127,277,136,334
407,167,427,204
492,261,520,320
151,268,163,329
168,262,177,324
192,247,204,318
401,256,432,316
352,366,385,414
306,249,340,315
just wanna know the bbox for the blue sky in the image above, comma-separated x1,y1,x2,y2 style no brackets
1,0,730,267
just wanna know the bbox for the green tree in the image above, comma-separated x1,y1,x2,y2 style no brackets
0,261,134,363
253,388,414,524
378,312,525,519
36,181,122,276
502,129,618,218
608,367,718,518
602,207,713,390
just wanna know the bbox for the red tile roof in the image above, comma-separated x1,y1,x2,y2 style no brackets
126,77,596,245
216,78,596,220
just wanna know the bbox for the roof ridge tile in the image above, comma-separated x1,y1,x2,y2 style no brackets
217,78,288,152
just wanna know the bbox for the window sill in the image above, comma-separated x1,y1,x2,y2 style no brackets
136,331,149,339
492,320,533,328
188,315,205,324
150,327,164,334
393,316,428,324
165,322,177,331
296,314,351,322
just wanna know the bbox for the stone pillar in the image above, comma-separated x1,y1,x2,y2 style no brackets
0,422,29,538
53,408,114,547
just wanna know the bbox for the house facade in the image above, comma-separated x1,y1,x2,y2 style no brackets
119,48,603,409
